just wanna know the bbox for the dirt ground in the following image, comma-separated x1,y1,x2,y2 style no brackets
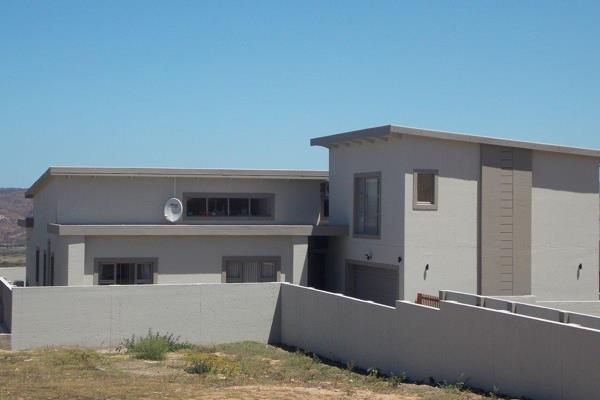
0,343,498,400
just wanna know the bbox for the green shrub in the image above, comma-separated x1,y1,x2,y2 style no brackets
185,360,213,374
119,330,193,360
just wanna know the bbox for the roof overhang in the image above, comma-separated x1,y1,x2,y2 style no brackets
47,223,348,237
311,125,600,159
25,167,329,198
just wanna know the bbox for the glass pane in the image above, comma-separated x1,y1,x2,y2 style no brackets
229,198,250,217
261,262,276,282
116,263,135,285
186,198,206,217
365,177,379,234
136,263,153,283
100,264,115,284
250,198,271,217
208,198,228,216
417,174,435,204
355,177,366,233
226,261,243,283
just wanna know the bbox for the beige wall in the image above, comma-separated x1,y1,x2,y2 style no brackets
531,152,599,300
77,235,305,286
52,176,323,225
328,135,480,300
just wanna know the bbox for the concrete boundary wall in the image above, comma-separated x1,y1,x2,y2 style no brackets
0,278,12,331
8,284,600,399
282,285,600,400
0,267,26,284
11,283,281,350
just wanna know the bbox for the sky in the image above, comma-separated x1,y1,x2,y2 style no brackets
1,1,599,187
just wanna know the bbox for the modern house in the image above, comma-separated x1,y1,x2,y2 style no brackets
312,125,600,305
20,125,600,307
20,168,345,287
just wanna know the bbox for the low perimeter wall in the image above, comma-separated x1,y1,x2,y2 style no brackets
0,267,26,284
8,283,600,400
11,283,280,349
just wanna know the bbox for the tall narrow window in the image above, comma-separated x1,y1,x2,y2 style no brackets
50,254,55,286
35,248,40,284
413,170,438,210
354,173,381,237
43,251,47,286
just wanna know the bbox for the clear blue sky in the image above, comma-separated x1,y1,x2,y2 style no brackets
1,1,599,187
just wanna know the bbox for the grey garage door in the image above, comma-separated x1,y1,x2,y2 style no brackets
347,263,398,306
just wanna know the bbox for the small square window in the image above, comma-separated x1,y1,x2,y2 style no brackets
413,170,438,210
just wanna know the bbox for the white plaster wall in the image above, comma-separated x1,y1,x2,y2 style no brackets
328,135,479,299
53,176,323,225
531,152,599,300
82,236,305,285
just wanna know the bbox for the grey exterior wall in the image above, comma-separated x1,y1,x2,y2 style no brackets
280,284,600,400
49,176,323,225
77,235,306,286
328,135,479,300
11,283,281,349
531,152,599,300
26,175,322,287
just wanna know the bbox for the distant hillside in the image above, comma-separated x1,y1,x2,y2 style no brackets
0,188,32,247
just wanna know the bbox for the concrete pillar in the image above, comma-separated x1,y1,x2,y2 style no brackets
291,236,309,286
56,236,85,286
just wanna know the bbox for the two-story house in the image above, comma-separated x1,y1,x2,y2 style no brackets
21,167,345,287
20,125,600,308
312,125,600,305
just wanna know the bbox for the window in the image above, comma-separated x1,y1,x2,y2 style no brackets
184,194,274,219
97,261,155,285
354,173,381,237
320,182,329,220
223,257,280,283
413,170,438,210
50,253,55,286
35,248,40,284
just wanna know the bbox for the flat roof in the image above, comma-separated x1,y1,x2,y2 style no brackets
47,223,348,237
26,167,328,198
311,125,600,158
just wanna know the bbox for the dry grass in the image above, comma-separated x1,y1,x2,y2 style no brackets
0,342,500,399
0,246,25,268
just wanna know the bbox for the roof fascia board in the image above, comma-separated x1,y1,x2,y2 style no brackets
26,167,328,198
311,125,600,159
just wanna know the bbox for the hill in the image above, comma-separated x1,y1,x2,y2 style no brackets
0,188,32,247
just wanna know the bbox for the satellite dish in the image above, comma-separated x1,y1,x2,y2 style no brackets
164,198,183,223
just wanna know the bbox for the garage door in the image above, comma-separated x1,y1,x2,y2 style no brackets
347,263,398,306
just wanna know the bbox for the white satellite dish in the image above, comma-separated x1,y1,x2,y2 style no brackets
164,198,183,223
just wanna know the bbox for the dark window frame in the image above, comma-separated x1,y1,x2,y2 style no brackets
353,172,382,239
183,193,275,220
